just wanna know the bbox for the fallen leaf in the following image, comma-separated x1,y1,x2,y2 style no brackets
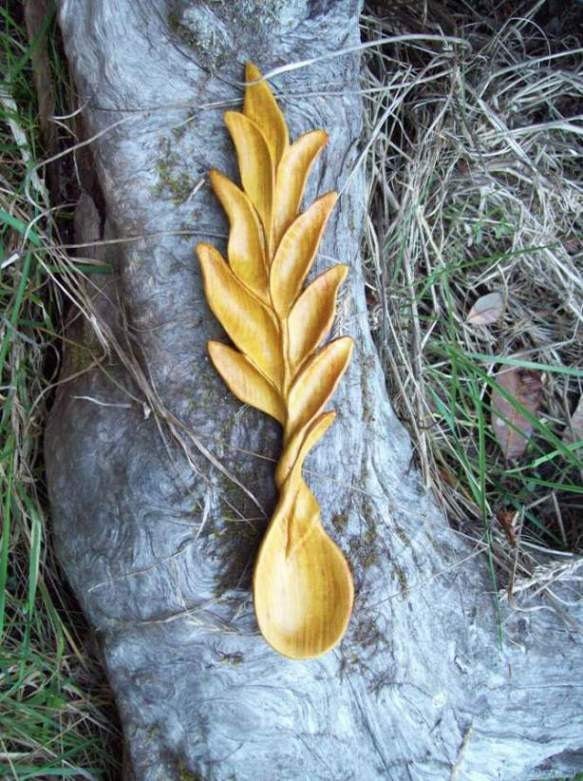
491,362,543,460
564,237,581,255
496,509,518,546
562,395,583,445
562,396,583,481
466,291,504,325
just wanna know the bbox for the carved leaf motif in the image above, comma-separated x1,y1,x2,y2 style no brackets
288,264,348,369
276,411,337,487
209,170,267,299
287,337,353,435
272,411,337,556
244,62,288,167
198,243,282,385
269,192,337,317
272,130,328,248
197,63,354,659
208,341,285,424
224,111,273,234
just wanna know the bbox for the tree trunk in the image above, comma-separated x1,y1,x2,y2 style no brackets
47,1,583,778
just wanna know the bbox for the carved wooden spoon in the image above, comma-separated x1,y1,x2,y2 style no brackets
197,63,354,658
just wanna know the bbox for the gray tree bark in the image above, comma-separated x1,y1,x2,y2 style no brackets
47,1,583,779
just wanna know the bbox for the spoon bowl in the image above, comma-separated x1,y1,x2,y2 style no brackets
254,509,353,659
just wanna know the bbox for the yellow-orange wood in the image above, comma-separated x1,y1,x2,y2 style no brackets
197,62,354,659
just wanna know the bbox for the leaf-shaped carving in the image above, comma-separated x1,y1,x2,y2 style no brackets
244,62,288,167
287,337,353,436
269,192,337,317
208,341,285,424
197,63,353,659
224,111,273,234
198,243,282,385
288,264,348,369
272,412,337,555
285,483,320,556
272,130,328,248
209,170,267,299
275,411,337,487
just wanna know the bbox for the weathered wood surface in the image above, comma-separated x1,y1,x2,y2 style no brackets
47,1,583,778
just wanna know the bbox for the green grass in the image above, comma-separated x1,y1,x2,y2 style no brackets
426,329,582,547
362,6,583,592
0,4,117,778
384,227,582,550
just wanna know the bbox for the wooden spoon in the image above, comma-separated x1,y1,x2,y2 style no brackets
197,63,355,658
254,499,354,659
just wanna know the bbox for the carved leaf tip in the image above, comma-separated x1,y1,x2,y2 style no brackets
244,61,289,166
